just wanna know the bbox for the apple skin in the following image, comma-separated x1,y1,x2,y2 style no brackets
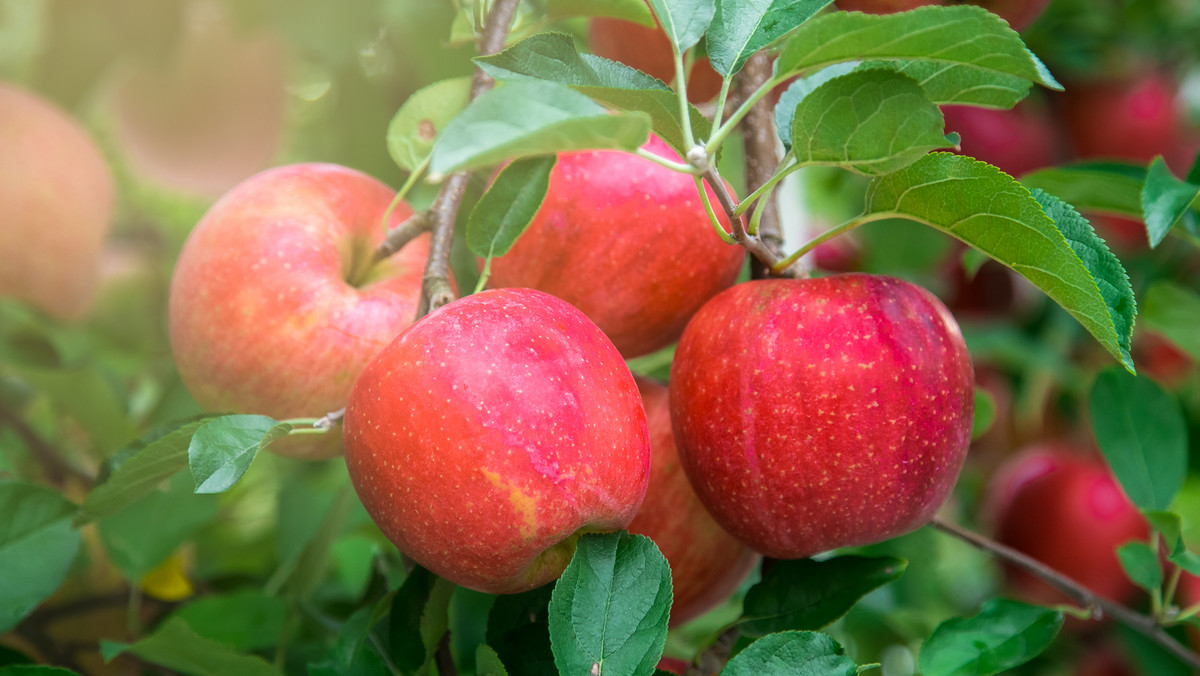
656,657,689,675
0,82,114,321
169,163,429,459
628,377,761,626
1180,573,1200,650
342,288,651,594
1062,69,1183,164
836,0,1051,31
941,101,1060,178
485,135,745,359
669,274,974,559
589,17,723,102
984,443,1148,606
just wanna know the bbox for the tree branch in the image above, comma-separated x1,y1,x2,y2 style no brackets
371,211,433,266
687,626,739,676
434,631,458,676
0,404,93,486
414,0,520,319
929,515,1200,672
735,52,784,281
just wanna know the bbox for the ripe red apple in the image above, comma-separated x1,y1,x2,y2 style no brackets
485,135,745,359
984,443,1148,605
1179,573,1200,650
941,100,1060,178
0,82,114,321
628,377,760,626
656,657,689,675
589,17,723,102
1062,69,1184,164
169,163,429,459
109,6,286,198
342,288,650,594
836,0,1051,31
669,274,974,559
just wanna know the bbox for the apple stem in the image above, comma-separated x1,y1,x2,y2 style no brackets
929,515,1200,671
371,210,434,267
701,167,798,276
736,51,786,281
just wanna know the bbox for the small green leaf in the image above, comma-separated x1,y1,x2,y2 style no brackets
547,0,655,24
776,7,1060,91
707,0,831,77
476,645,510,676
487,584,556,676
1089,369,1188,512
390,567,454,673
1142,511,1200,576
387,77,473,173
972,387,996,441
468,156,557,259
188,414,281,494
647,0,714,52
97,472,219,580
101,617,281,676
549,532,672,676
740,555,906,637
790,69,954,175
866,154,1136,371
1141,281,1200,362
774,63,858,150
1142,156,1200,248
0,482,81,633
721,631,858,676
919,599,1062,676
1021,162,1147,218
429,80,651,175
861,60,1032,109
1117,542,1163,593
475,32,708,154
80,418,211,522
168,590,288,651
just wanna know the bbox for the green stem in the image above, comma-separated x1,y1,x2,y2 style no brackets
1179,602,1200,622
287,427,333,436
748,191,771,236
734,152,798,217
636,147,698,174
1163,560,1183,613
694,175,737,245
771,212,891,275
674,50,696,150
126,586,143,638
280,417,321,427
382,155,430,232
710,75,734,130
706,74,784,155
475,256,493,294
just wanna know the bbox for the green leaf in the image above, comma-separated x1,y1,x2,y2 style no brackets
0,482,81,633
1142,156,1200,247
774,63,858,150
475,32,707,154
861,60,1032,109
101,617,281,676
647,0,714,52
790,69,954,175
547,0,655,24
740,555,906,637
168,590,288,651
389,567,455,673
80,419,210,523
97,472,219,580
188,414,283,494
707,0,831,77
919,599,1062,676
387,76,473,173
1142,512,1200,576
0,667,81,675
865,153,1136,371
16,366,136,455
1021,162,1146,218
1117,541,1163,593
468,156,557,259
549,532,672,676
487,584,556,676
776,6,1060,91
1141,281,1200,362
1089,369,1188,512
720,631,858,676
429,80,651,176
972,387,996,441
476,645,510,676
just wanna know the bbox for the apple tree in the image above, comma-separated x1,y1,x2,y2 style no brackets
2,0,1200,675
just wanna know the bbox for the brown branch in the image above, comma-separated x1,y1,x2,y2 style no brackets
929,515,1200,672
371,211,434,266
735,52,783,281
687,626,739,676
0,404,93,486
434,631,458,676
701,168,788,274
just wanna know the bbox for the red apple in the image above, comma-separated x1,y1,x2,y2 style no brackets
342,288,650,594
941,100,1060,178
1179,573,1200,649
984,443,1148,606
589,17,723,102
485,135,745,359
109,6,286,198
168,163,429,459
628,377,760,626
1063,69,1184,165
0,82,114,321
656,656,689,675
669,274,974,559
836,0,1051,31
1132,332,1193,389
1073,644,1137,676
